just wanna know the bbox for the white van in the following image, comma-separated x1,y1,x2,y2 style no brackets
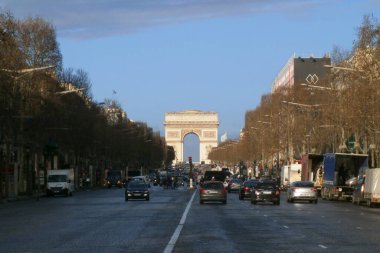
46,169,75,196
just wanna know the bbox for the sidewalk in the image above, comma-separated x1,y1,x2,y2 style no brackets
1,186,102,204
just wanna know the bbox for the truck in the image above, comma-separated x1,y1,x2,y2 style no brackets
105,169,122,188
280,164,302,190
321,153,368,201
301,154,324,195
46,169,75,197
352,168,380,207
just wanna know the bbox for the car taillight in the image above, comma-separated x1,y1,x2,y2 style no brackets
200,189,205,194
361,184,365,193
244,187,250,191
275,190,280,196
311,188,317,192
291,187,297,192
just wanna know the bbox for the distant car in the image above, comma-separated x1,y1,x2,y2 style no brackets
239,180,259,200
201,171,229,187
132,176,151,187
287,181,318,204
227,179,243,193
251,181,280,205
200,181,227,204
106,176,122,188
125,181,150,201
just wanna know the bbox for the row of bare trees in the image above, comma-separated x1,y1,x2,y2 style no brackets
209,15,380,173
0,12,171,197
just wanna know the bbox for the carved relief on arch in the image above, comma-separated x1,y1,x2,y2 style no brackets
181,129,201,140
167,131,180,139
202,130,216,138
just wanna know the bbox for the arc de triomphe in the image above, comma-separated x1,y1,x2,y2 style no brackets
164,110,219,164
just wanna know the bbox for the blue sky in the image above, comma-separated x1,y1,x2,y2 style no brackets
1,0,379,161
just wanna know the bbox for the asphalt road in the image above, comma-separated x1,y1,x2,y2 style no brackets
1,186,380,253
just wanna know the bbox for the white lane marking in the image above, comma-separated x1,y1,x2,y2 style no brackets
356,227,362,230
283,225,289,229
264,214,268,217
163,191,196,253
318,244,328,249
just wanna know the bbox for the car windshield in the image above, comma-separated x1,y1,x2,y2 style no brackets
244,181,258,187
128,182,147,189
48,175,67,182
292,182,314,188
203,182,223,190
256,183,276,190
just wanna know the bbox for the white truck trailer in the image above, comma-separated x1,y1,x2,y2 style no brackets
281,164,302,189
363,168,380,206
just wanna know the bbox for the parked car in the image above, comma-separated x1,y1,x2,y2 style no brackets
199,181,227,204
227,179,243,193
239,180,259,200
125,181,150,201
287,181,318,204
251,181,280,205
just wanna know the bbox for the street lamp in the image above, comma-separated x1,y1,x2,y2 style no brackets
300,83,333,91
323,64,364,72
55,88,85,95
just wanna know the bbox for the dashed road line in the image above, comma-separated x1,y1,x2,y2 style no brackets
163,190,196,253
318,244,328,249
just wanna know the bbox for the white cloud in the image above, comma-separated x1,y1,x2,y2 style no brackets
0,0,320,39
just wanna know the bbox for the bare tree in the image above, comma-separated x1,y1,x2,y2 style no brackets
17,16,62,71
57,68,93,98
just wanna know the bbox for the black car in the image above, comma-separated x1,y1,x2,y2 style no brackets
125,181,150,201
251,181,280,205
239,180,259,200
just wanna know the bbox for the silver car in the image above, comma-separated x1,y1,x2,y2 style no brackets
287,181,318,204
200,181,227,204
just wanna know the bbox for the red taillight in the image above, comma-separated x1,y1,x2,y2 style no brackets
311,188,317,192
244,187,250,191
275,190,280,196
200,189,205,194
291,187,298,192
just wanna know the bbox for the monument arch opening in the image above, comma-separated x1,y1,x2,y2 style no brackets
164,110,219,164
183,132,201,163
